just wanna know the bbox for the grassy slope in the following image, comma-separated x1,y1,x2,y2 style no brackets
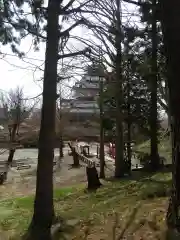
0,171,171,240
134,137,172,164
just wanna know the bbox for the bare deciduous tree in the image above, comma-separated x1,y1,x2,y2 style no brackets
78,0,126,177
56,84,71,164
0,87,36,182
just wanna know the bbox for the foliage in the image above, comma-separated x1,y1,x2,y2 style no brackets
138,0,168,114
0,0,45,55
102,42,152,135
97,7,164,137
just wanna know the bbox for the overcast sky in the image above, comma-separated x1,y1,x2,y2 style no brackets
0,1,138,99
0,24,86,99
0,38,43,97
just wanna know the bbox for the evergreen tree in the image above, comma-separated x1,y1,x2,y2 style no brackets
159,0,180,235
23,0,92,239
0,0,44,55
138,0,160,169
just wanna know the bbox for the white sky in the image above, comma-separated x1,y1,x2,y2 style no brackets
0,37,45,98
0,1,138,99
0,25,87,99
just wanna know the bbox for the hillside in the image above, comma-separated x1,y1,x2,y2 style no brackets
0,171,171,239
134,136,172,164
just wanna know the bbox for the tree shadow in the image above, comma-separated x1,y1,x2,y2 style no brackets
21,217,77,240
165,229,180,240
139,178,171,185
68,164,82,169
106,166,171,184
103,169,172,202
106,170,155,183
113,203,140,240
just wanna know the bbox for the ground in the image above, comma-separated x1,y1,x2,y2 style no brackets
134,137,171,164
0,138,172,239
0,170,171,240
0,144,114,199
0,155,87,199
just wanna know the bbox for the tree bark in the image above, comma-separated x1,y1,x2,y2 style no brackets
58,90,64,161
68,142,80,167
126,43,132,174
150,0,160,171
114,0,125,178
99,78,105,178
57,135,63,168
165,81,172,134
7,149,16,167
7,123,17,163
159,0,180,233
58,134,64,169
26,0,59,239
59,135,64,159
127,92,131,173
166,118,180,232
2,123,18,183
72,147,80,167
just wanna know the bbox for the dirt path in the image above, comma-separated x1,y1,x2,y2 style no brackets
0,155,87,199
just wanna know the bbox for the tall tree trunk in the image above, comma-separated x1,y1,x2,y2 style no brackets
166,118,180,233
58,88,64,160
165,81,171,133
114,0,124,178
127,72,131,173
7,123,17,166
7,149,16,167
125,42,132,174
68,142,80,167
150,0,159,171
159,0,180,234
3,123,18,182
99,78,105,178
57,135,64,168
26,0,59,239
59,134,64,158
